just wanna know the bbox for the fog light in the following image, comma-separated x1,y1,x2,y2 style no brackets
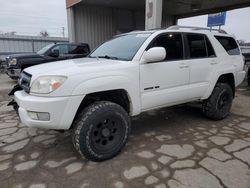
28,111,50,121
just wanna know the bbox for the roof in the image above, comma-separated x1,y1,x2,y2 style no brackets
127,25,232,37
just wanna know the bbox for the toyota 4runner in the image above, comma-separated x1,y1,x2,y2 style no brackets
14,26,246,161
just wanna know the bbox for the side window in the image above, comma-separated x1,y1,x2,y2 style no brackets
69,45,90,55
187,34,207,58
59,45,69,54
51,45,69,55
149,33,183,61
215,36,240,55
205,36,216,57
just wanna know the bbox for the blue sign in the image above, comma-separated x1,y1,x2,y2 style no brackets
207,12,227,27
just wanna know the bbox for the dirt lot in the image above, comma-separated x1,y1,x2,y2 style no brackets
0,73,249,188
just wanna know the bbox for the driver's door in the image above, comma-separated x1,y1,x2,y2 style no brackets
46,44,69,62
140,33,190,111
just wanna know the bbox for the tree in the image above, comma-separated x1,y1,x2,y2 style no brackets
40,30,49,37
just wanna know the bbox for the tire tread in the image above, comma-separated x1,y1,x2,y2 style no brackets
72,101,130,161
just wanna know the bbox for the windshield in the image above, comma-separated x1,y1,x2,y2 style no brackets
89,33,151,61
37,43,54,55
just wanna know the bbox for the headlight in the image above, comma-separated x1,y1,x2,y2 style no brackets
9,58,17,65
30,76,67,94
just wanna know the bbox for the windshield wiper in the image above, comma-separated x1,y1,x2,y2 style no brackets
97,55,119,60
89,55,128,61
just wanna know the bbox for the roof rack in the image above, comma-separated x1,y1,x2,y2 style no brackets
167,25,227,34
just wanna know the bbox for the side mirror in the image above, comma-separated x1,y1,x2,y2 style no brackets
143,47,166,63
49,49,59,57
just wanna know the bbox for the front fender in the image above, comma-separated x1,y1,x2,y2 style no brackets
72,76,141,116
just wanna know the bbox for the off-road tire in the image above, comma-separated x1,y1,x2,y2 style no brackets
203,83,233,120
72,101,130,161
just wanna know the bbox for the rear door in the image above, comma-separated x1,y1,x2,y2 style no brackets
184,33,218,99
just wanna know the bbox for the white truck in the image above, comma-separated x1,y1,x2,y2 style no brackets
14,26,246,161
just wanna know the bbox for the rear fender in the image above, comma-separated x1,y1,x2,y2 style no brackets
202,68,235,100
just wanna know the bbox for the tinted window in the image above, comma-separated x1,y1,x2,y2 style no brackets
215,36,240,55
69,45,90,55
149,33,183,61
205,37,216,57
187,34,207,58
52,45,69,55
37,43,54,55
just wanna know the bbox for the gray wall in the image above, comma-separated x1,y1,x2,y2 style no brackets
0,35,69,55
72,4,145,49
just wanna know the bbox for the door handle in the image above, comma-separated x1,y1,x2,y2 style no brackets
210,60,218,65
179,63,189,68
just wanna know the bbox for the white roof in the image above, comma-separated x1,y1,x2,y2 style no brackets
128,25,232,37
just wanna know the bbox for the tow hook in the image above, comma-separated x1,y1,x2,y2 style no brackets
8,84,22,96
7,100,19,114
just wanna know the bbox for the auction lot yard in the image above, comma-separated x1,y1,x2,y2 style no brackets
0,73,249,188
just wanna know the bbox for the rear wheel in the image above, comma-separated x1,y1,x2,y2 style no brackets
72,101,130,161
203,83,233,120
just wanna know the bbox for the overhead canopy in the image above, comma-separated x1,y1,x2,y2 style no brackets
67,0,250,18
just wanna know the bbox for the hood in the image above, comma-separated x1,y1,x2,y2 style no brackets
24,58,129,78
7,53,41,59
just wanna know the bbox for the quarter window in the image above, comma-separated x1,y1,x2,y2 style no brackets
149,33,184,61
215,36,240,55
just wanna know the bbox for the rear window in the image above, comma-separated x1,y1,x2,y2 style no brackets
69,45,90,55
215,36,240,55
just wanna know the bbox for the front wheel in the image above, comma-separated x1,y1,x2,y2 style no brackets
72,101,131,161
203,83,233,120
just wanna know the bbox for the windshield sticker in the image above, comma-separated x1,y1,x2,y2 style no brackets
136,34,151,38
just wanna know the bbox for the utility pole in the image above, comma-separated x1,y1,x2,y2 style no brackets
62,27,65,38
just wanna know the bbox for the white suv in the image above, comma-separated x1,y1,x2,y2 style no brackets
14,26,246,161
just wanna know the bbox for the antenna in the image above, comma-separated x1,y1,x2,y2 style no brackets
62,27,65,37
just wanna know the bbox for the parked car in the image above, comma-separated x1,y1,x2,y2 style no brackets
5,43,90,79
241,46,250,86
13,26,245,161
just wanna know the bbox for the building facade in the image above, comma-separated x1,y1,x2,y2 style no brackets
66,0,250,49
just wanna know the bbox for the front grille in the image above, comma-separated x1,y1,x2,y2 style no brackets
18,71,32,93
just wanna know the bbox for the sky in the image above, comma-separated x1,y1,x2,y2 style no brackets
0,0,68,37
0,0,249,42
